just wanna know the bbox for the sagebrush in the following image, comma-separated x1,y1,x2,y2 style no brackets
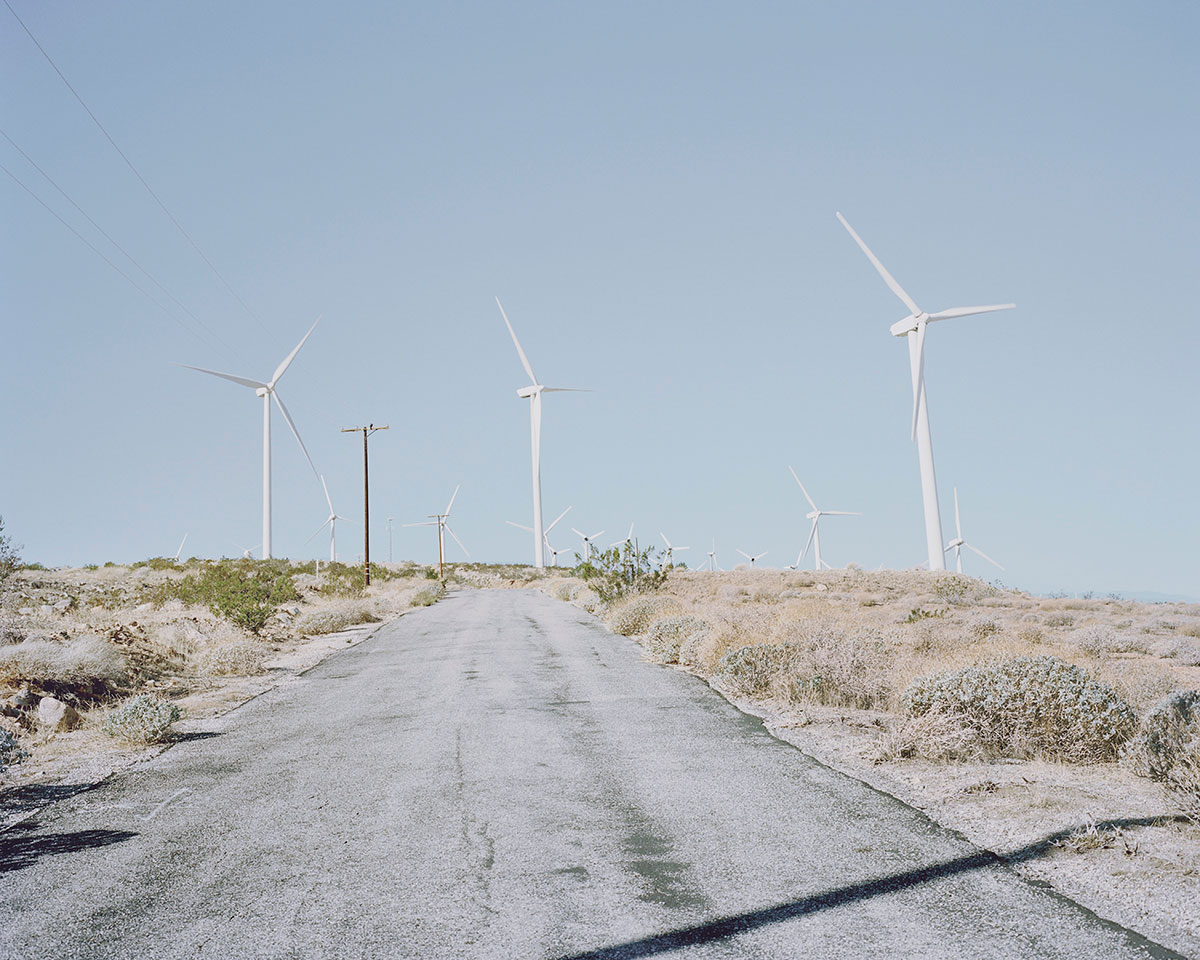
102,694,182,744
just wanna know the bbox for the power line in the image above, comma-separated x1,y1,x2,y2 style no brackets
3,0,268,335
1,161,228,353
1,127,233,355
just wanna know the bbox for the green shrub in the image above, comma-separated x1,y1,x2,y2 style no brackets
575,541,667,604
1,729,29,772
902,656,1136,762
0,516,20,581
150,559,298,632
410,585,443,607
645,616,709,663
102,695,182,744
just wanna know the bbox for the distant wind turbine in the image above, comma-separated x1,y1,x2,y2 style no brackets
660,532,690,568
837,213,1013,572
789,467,861,571
610,523,635,550
507,506,573,566
173,534,188,562
571,526,605,560
706,539,720,572
405,485,469,576
944,488,1004,575
736,549,768,568
177,318,322,559
497,298,585,569
307,475,351,562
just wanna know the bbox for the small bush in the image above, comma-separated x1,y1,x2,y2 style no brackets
102,695,182,744
714,643,803,698
0,635,127,692
149,559,298,632
1073,626,1149,656
1044,613,1074,629
1122,690,1200,817
295,605,380,635
0,515,21,581
783,629,895,710
1,729,29,772
198,641,265,676
970,620,1001,642
901,656,1136,762
575,541,667,604
605,595,684,636
410,586,443,608
645,616,709,663
867,708,982,764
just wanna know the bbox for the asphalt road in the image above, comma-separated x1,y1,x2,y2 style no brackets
0,590,1182,959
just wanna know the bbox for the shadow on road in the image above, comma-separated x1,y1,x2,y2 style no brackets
0,781,96,822
0,821,138,873
556,817,1189,960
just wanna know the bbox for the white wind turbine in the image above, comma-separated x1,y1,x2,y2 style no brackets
706,539,720,571
177,318,322,559
404,485,469,570
497,298,585,570
571,526,605,560
789,467,862,571
173,534,188,562
736,549,768,568
307,475,351,562
944,487,1004,575
610,523,635,551
660,532,690,568
507,506,572,566
837,213,1014,572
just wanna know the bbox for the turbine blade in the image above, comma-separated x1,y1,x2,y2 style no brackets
506,520,534,532
590,530,604,540
821,511,862,516
954,487,962,539
789,466,818,511
445,524,470,558
496,297,537,384
570,527,586,538
272,392,320,481
271,316,321,386
320,475,334,515
801,520,818,561
911,320,927,442
542,387,591,393
444,484,460,516
836,212,921,315
926,304,1015,321
736,550,752,560
402,521,437,528
966,543,1005,570
660,532,672,549
545,506,572,534
305,518,332,544
174,363,266,391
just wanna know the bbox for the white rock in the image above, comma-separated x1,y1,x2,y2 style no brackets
37,697,80,732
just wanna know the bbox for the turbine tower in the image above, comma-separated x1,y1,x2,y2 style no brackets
944,488,1004,575
177,318,322,559
706,539,719,571
837,213,1014,571
497,298,584,569
789,467,861,571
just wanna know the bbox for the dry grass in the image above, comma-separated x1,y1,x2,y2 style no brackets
0,635,127,693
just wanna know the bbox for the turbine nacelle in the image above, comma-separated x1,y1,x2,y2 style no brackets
516,385,541,399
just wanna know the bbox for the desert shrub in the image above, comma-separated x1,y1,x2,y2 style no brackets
970,620,1001,642
933,575,975,604
784,629,895,710
0,729,29,772
0,635,127,692
296,604,380,635
410,585,444,608
1122,690,1200,816
150,560,297,633
0,516,22,581
713,643,803,698
575,541,666,604
197,641,265,676
902,656,1136,762
867,708,983,764
1044,613,1074,629
102,695,181,744
1072,626,1149,656
605,595,684,636
645,616,709,663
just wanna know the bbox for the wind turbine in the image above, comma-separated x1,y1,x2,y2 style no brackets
837,213,1014,572
405,485,469,577
660,532,690,568
736,549,768,568
507,506,572,566
497,298,585,569
944,488,1004,575
177,318,322,559
173,534,188,562
706,539,719,571
306,475,350,562
571,526,605,560
610,523,635,551
789,467,862,571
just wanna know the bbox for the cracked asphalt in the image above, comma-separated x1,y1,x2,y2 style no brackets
0,590,1182,959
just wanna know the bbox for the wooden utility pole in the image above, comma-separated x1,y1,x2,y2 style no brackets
341,424,388,585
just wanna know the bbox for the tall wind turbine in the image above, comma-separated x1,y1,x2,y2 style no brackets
837,213,1014,571
497,298,584,569
177,318,322,559
307,475,350,562
790,467,861,571
944,487,1004,575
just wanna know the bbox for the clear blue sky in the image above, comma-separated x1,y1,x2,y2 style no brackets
3,1,1197,598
